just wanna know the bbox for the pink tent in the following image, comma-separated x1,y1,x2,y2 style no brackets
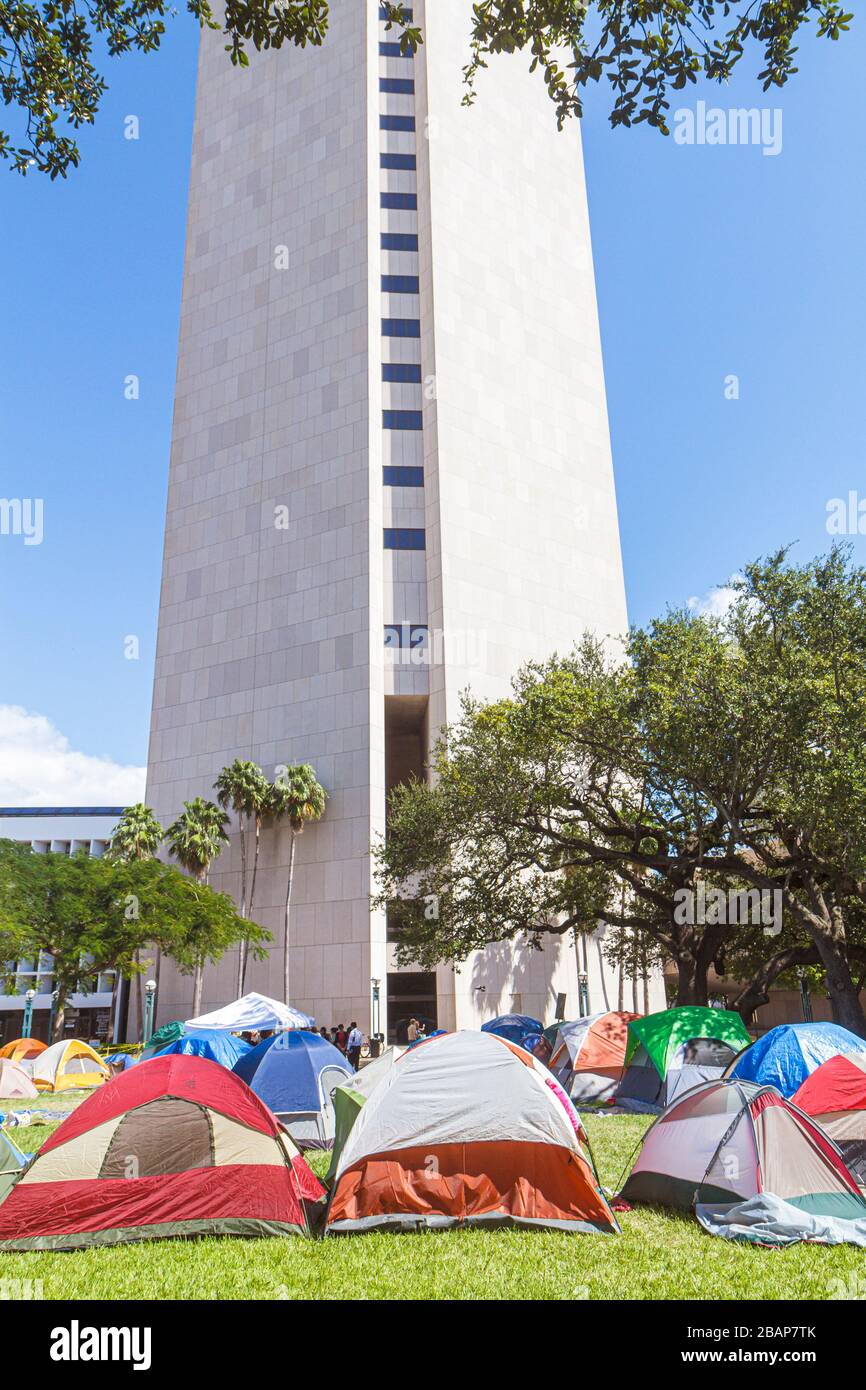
0,1058,38,1099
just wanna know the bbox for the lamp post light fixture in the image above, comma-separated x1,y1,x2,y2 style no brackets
143,979,157,1045
370,977,381,1040
22,988,37,1039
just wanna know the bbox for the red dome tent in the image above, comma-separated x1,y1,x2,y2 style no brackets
0,1055,324,1251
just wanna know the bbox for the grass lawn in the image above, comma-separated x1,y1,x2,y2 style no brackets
0,1101,861,1300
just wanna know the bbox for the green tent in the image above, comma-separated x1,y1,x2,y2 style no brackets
618,1007,752,1110
626,1007,751,1077
324,1047,403,1185
0,1131,28,1205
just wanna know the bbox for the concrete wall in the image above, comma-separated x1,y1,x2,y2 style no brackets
146,4,387,1030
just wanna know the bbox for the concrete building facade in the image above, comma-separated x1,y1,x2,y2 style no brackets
145,0,666,1038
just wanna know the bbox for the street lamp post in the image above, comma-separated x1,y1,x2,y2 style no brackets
578,972,589,1018
143,979,157,1044
22,988,37,1039
370,977,381,1041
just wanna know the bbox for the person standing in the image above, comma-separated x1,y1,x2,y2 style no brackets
406,1017,418,1043
335,1023,347,1053
346,1022,363,1071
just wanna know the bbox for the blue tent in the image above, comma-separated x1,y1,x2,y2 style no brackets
151,1028,251,1070
481,1014,543,1047
728,1022,866,1097
233,1030,352,1149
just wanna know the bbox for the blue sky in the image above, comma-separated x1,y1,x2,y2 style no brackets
0,15,864,798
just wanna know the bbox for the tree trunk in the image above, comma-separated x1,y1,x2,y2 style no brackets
236,817,248,995
810,923,866,1035
673,953,709,1006
52,985,68,1042
132,949,143,1042
731,944,819,1022
283,831,297,1005
192,960,204,1018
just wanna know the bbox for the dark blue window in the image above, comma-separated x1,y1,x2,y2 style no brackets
381,192,417,211
383,363,422,383
382,275,419,294
383,466,424,486
380,153,416,171
384,528,425,550
382,318,420,338
381,233,418,251
379,41,412,57
384,410,423,430
379,78,414,95
379,3,413,16
380,115,415,132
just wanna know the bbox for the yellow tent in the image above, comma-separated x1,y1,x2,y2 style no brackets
31,1039,109,1092
0,1038,47,1063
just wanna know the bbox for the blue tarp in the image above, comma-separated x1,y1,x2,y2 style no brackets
728,1022,866,1097
232,1030,351,1114
481,1015,543,1046
697,1191,866,1247
151,1028,251,1070
103,1053,136,1070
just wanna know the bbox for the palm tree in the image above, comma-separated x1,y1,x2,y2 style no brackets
107,803,163,861
165,798,230,1015
107,804,163,1040
214,759,271,994
267,765,326,1005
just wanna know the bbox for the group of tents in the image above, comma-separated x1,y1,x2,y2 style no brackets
0,1037,110,1097
6,1003,866,1250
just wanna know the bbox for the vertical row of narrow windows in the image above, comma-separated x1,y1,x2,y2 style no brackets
379,0,425,576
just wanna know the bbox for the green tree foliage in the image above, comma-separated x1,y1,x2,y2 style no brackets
1,0,850,178
0,840,267,1039
376,547,866,1035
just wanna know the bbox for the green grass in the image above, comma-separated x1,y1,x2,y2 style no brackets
0,1105,862,1299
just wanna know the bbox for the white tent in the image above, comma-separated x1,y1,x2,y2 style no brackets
184,991,314,1033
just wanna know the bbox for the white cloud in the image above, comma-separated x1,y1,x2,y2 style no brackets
687,576,742,619
0,705,146,807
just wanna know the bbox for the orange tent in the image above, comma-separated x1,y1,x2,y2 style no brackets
327,1030,620,1235
549,1012,640,1103
0,1038,47,1064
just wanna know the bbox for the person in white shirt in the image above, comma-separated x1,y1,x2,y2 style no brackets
346,1022,364,1071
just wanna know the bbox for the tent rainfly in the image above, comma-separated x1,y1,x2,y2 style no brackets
327,1030,620,1235
0,1055,325,1250
184,992,314,1032
480,1015,543,1048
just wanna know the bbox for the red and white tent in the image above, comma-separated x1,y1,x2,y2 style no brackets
0,1054,324,1250
327,1029,620,1235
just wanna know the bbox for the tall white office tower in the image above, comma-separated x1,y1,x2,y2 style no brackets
145,0,664,1038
